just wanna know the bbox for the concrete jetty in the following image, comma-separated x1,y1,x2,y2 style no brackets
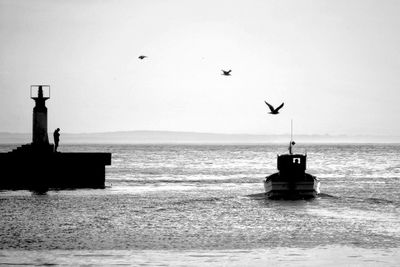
0,85,111,190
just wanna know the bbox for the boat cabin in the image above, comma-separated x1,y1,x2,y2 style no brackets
277,154,307,177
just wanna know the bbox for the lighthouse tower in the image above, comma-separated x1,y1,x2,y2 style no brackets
31,85,50,146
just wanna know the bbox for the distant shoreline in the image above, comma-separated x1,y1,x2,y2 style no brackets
1,131,400,144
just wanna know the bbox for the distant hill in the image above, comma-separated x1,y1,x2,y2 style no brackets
1,131,400,144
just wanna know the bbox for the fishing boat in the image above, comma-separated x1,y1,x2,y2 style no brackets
263,122,320,199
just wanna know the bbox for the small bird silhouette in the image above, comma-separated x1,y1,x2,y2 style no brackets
221,69,232,76
264,101,284,114
138,55,147,60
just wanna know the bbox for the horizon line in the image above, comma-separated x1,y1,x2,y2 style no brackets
1,130,400,138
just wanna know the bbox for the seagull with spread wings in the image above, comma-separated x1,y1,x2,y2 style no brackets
264,101,284,114
221,69,232,76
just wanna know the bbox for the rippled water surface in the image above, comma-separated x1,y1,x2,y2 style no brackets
0,144,399,265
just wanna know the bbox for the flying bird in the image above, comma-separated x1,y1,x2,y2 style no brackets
264,101,284,114
138,55,147,60
221,69,232,76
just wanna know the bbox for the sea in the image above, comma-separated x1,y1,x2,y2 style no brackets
0,143,399,266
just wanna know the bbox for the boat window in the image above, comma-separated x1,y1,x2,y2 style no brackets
293,158,301,164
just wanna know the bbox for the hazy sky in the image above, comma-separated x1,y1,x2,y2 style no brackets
1,0,400,135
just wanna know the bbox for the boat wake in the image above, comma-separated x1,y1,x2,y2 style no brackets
246,192,267,200
320,194,400,206
364,197,397,205
317,193,338,199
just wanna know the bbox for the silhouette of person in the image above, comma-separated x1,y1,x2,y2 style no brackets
53,128,60,152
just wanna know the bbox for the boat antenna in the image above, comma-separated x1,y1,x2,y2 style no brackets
289,119,295,155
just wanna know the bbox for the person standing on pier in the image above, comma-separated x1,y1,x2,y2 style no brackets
53,128,60,152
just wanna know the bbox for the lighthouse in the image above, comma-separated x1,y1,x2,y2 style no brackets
31,85,50,146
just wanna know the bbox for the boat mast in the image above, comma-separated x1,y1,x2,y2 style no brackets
291,119,293,144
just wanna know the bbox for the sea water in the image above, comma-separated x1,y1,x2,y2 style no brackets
0,144,399,266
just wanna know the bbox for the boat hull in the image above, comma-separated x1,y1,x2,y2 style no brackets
263,173,320,199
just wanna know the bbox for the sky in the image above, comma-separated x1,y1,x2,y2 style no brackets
1,0,400,135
